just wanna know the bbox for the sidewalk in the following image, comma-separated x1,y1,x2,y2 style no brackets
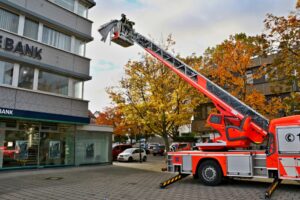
0,158,299,200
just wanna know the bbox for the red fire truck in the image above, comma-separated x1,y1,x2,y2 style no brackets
99,15,300,199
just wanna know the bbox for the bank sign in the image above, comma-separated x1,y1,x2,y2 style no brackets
0,108,13,115
0,35,42,60
0,107,89,124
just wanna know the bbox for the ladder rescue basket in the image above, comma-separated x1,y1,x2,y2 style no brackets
111,32,134,47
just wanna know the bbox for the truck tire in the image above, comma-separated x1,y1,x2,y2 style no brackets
198,160,222,186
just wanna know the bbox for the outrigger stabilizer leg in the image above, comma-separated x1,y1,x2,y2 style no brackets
265,178,282,199
160,173,189,189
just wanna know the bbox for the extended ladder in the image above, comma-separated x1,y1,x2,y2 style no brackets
99,19,270,142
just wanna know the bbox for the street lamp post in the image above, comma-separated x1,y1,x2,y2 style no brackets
139,139,142,163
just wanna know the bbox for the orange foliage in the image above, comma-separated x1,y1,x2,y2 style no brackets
96,107,128,136
203,33,284,118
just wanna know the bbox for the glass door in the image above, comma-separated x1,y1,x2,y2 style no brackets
39,124,75,167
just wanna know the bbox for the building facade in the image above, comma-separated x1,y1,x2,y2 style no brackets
192,55,299,136
0,0,112,170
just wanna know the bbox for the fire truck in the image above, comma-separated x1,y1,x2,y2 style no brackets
99,15,300,199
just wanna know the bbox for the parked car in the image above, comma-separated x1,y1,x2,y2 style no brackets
132,144,150,154
117,148,147,162
170,142,193,151
152,144,165,156
112,144,132,160
143,148,150,155
148,143,160,154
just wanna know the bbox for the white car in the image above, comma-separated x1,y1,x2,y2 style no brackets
117,148,147,162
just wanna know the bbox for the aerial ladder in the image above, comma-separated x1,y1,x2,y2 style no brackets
99,16,300,199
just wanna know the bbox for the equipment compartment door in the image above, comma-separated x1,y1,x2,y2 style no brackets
227,155,253,177
182,155,192,173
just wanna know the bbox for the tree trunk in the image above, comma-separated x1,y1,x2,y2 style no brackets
162,132,170,152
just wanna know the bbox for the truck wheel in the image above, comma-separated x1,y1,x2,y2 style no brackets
198,160,222,186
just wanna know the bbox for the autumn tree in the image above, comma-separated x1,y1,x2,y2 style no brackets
202,33,284,118
96,106,126,135
264,11,300,115
107,35,205,150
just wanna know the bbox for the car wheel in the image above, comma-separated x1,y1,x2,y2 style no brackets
128,157,133,162
153,153,156,156
198,160,222,186
143,156,147,162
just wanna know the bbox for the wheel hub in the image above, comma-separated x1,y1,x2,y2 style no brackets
203,166,216,181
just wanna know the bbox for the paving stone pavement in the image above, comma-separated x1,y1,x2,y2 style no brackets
0,160,299,200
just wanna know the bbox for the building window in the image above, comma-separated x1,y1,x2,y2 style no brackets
246,70,253,84
18,66,34,89
74,80,83,98
194,103,214,120
74,38,85,56
38,71,68,95
42,26,71,51
77,1,88,17
23,18,39,40
0,60,14,86
52,0,75,11
0,8,19,33
0,119,17,129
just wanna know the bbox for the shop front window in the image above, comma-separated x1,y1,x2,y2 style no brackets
39,124,75,166
75,131,110,165
0,122,39,168
0,120,75,169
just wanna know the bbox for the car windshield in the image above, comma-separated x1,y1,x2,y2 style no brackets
123,148,134,153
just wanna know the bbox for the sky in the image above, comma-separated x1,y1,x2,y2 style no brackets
85,0,297,112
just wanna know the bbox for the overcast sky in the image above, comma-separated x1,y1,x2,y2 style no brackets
85,0,297,112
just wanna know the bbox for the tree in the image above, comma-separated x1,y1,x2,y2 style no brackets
96,106,128,136
264,11,300,115
202,33,284,118
107,35,205,150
